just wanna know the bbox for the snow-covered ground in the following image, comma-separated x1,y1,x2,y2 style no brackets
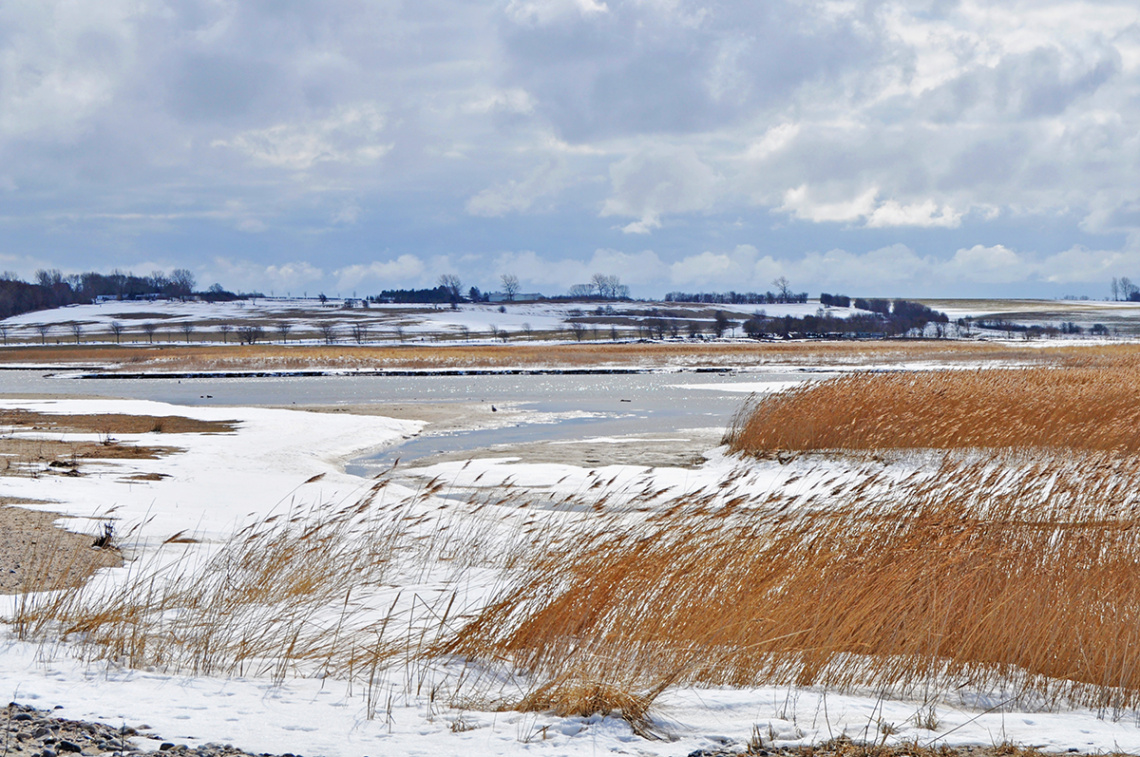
4,395,1140,755
0,297,865,344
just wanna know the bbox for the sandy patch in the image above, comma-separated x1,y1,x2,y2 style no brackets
0,500,121,593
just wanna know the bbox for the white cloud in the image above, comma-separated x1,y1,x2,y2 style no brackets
506,0,609,25
334,255,426,290
212,105,391,171
207,258,325,294
466,158,567,217
779,186,878,224
602,147,720,233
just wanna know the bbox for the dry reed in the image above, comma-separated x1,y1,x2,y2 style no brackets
726,366,1140,454
443,452,1140,717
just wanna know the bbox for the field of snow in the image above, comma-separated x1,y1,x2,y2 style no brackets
4,390,1140,756
0,297,864,344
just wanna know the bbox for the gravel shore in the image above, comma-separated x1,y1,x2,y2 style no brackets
3,702,290,757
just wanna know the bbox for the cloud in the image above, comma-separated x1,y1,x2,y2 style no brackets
334,255,426,290
466,158,567,216
212,105,391,170
207,257,324,294
602,146,720,232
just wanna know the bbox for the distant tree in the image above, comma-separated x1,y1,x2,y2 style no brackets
109,321,124,344
275,321,292,344
0,324,8,345
687,321,702,339
713,310,730,338
1112,277,1121,301
318,293,328,305
468,286,483,303
500,274,520,301
170,268,195,299
610,325,618,341
319,323,338,344
567,283,594,299
238,325,264,344
458,325,470,341
351,323,369,344
141,322,158,343
521,322,533,340
219,323,233,344
773,276,792,303
1122,277,1138,300
393,325,404,342
569,322,586,341
70,322,82,344
35,323,50,345
438,274,463,309
591,273,628,300
180,322,194,343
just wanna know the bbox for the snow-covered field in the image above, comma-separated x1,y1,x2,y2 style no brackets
0,297,869,345
3,387,1140,756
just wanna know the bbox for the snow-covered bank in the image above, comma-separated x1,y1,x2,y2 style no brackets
3,398,1140,756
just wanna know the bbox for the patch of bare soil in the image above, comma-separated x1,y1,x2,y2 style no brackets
0,437,178,478
0,499,121,594
0,408,237,434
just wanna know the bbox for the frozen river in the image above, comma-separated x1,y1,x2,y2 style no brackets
0,368,829,466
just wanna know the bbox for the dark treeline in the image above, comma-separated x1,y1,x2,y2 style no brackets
664,290,810,305
0,268,236,319
739,298,949,339
370,286,454,304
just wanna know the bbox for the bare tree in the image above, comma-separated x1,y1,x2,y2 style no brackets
610,325,618,341
0,324,8,345
438,274,462,310
458,325,470,341
70,322,83,344
521,322,533,340
219,323,233,344
1112,276,1121,302
500,273,520,302
773,276,792,303
319,323,338,344
170,268,196,299
238,325,264,344
569,322,586,341
35,324,50,345
141,322,159,343
180,322,195,343
351,323,369,344
567,283,593,299
275,321,292,344
109,321,124,344
393,325,405,342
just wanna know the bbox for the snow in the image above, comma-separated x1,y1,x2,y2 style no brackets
0,297,865,343
2,395,1140,755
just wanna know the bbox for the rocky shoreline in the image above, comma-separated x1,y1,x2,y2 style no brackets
2,703,290,757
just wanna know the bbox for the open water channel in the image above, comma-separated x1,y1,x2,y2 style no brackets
0,368,833,468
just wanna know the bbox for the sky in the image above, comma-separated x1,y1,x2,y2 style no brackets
2,0,1140,299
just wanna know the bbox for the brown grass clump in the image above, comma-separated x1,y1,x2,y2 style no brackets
443,453,1140,715
0,409,236,435
726,366,1140,454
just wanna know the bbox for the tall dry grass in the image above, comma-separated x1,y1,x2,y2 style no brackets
443,453,1140,718
726,366,1140,454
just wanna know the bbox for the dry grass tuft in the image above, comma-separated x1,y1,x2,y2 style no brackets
726,366,1140,454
